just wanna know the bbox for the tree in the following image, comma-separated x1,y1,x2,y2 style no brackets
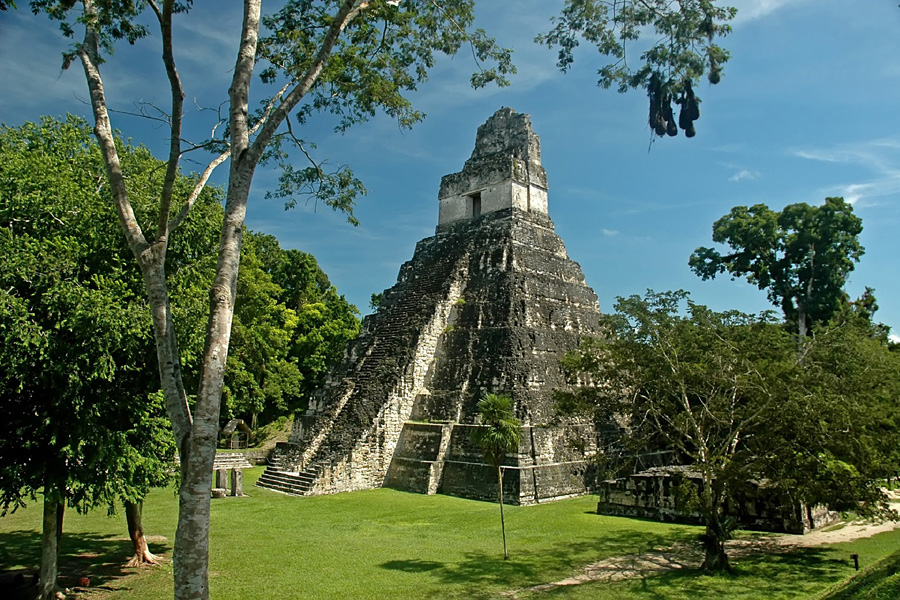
769,308,900,518
559,291,897,571
473,393,522,561
222,235,303,430
26,2,513,597
249,234,360,418
219,232,362,429
0,117,181,595
689,197,864,338
369,292,383,311
537,0,736,137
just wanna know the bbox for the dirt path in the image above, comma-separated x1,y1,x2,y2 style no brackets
506,499,900,598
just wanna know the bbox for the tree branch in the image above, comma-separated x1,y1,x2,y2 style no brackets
249,0,368,164
228,0,262,162
76,1,147,256
155,0,186,244
169,148,230,232
76,0,192,441
169,82,288,234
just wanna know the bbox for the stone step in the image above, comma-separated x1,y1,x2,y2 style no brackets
256,480,310,496
256,470,314,495
259,470,313,484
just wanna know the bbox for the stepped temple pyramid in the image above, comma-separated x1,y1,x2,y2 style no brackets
258,108,603,504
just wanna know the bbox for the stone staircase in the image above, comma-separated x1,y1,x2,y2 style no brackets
256,457,325,496
255,241,464,497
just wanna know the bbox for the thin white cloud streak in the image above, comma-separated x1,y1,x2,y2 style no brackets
729,0,811,24
0,13,87,116
602,229,620,237
729,169,758,182
791,138,900,205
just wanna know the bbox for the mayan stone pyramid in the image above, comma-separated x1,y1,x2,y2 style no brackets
257,108,602,504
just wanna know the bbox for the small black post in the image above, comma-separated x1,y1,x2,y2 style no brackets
851,553,859,571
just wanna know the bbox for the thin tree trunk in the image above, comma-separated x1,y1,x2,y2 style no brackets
73,1,365,597
170,161,258,600
798,245,815,340
125,500,159,567
698,477,731,572
498,465,509,560
798,304,808,340
700,520,730,571
38,495,62,600
699,502,732,572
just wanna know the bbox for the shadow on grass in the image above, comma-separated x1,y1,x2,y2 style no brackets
528,546,853,599
650,548,847,595
380,527,696,599
382,559,444,573
0,529,169,595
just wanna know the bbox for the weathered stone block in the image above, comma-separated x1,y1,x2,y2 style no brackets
230,469,244,497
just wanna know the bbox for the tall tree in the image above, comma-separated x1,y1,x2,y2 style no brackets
559,290,897,571
473,393,522,561
222,235,302,430
27,2,513,598
249,234,360,417
0,117,181,596
538,0,736,137
689,197,864,338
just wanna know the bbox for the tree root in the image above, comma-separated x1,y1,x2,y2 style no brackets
125,550,160,568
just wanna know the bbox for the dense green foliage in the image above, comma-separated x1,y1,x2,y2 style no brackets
689,198,864,337
0,117,358,521
560,291,899,570
0,117,180,514
2,469,898,599
537,0,736,137
223,233,360,427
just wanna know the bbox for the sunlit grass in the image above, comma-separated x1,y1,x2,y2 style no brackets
2,467,897,599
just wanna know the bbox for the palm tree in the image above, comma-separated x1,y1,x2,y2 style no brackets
474,393,522,560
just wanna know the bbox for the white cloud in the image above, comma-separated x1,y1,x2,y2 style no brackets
791,138,900,206
728,169,758,182
602,229,620,237
729,0,810,24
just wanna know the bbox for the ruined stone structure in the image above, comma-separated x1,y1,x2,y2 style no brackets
257,108,602,504
597,467,841,534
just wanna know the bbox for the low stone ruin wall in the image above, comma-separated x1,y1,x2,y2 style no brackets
597,467,840,534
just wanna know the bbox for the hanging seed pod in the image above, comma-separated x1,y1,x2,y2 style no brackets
664,96,677,137
684,79,700,121
648,73,667,136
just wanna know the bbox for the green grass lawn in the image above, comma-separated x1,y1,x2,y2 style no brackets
1,467,897,599
813,546,900,600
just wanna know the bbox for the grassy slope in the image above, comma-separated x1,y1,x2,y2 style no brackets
1,467,897,599
813,548,900,600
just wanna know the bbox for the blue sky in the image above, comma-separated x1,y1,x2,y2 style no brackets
2,1,899,338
